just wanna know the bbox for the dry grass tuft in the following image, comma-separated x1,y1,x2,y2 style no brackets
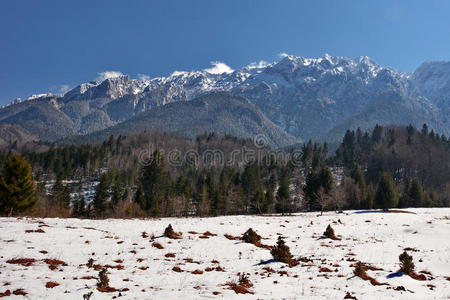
6,258,36,266
224,234,240,240
45,282,60,288
25,229,45,233
152,242,164,249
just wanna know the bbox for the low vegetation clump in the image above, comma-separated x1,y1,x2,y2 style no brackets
152,242,164,249
242,228,261,244
398,251,426,280
323,225,339,240
45,282,60,288
96,268,118,292
6,258,36,266
164,224,181,239
226,273,254,295
353,262,386,286
270,236,294,265
399,251,415,274
353,262,368,278
97,268,109,289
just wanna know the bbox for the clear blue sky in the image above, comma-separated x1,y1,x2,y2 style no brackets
1,0,450,104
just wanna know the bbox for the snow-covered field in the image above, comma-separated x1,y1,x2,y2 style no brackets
1,208,449,299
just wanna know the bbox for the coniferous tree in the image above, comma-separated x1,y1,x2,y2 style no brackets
140,150,166,215
134,184,146,210
93,173,110,217
375,172,399,210
409,178,425,207
276,167,290,215
0,153,37,215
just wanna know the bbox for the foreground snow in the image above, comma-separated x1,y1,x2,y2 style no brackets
1,208,449,299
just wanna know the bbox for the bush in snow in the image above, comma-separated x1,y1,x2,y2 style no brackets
164,224,174,237
97,268,109,289
164,224,181,239
323,224,337,240
399,251,415,274
270,236,293,264
242,228,261,244
353,262,368,278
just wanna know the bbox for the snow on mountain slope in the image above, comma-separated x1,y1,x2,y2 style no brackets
1,55,449,143
1,208,449,299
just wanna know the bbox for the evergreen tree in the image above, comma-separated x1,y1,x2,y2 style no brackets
51,177,71,209
134,184,146,210
93,173,110,217
276,167,290,215
375,172,399,210
409,178,425,207
371,124,383,144
140,150,167,215
0,153,37,215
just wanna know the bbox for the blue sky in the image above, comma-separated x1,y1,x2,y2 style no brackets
1,0,450,104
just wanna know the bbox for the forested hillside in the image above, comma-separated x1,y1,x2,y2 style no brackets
0,124,448,218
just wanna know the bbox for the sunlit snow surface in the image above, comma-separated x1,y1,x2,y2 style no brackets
1,208,449,299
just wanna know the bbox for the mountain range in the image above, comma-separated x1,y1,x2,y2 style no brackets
1,54,449,148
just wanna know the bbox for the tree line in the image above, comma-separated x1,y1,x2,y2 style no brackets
0,124,448,217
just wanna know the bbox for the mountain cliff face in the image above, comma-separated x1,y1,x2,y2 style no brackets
0,54,448,146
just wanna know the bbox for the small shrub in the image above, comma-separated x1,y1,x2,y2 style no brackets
353,262,367,278
87,258,94,267
164,224,174,237
97,268,109,289
242,228,261,244
399,251,415,274
323,225,337,240
270,236,293,264
164,224,181,239
238,273,252,288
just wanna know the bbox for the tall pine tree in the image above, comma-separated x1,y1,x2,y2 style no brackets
0,153,37,215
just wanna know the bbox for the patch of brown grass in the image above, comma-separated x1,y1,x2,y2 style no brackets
97,287,118,293
409,272,427,281
191,269,204,275
45,282,59,288
13,289,27,296
172,266,183,272
25,229,45,233
203,231,217,236
6,258,36,266
0,290,11,297
226,281,254,295
224,234,240,240
152,242,164,249
319,267,334,272
165,253,176,258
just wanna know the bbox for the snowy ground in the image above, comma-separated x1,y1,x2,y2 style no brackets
0,208,449,299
